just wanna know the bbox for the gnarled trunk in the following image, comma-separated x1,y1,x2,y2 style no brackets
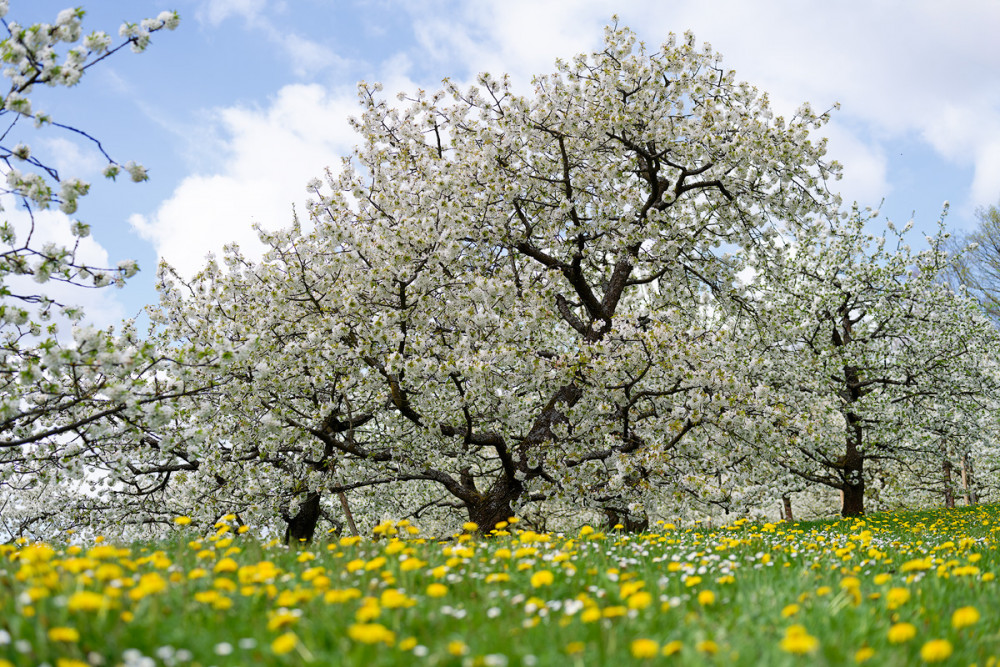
467,476,523,532
283,491,322,544
841,409,865,517
603,506,649,533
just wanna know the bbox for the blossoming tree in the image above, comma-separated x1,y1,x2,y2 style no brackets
0,4,200,539
751,208,999,516
146,25,846,538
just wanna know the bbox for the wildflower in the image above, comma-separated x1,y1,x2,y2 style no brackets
854,646,875,663
268,610,300,631
888,622,917,644
56,660,89,667
697,590,716,606
380,589,415,608
696,640,718,655
627,591,653,610
915,639,952,663
565,642,585,655
48,627,80,642
900,558,933,572
780,625,819,655
781,603,800,618
67,590,110,612
348,623,395,646
531,570,554,588
426,583,448,598
662,640,683,656
214,558,238,573
448,640,468,656
951,606,980,629
462,522,479,532
630,639,659,659
271,633,298,654
886,587,910,609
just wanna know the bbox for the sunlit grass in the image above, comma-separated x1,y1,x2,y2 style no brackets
3,506,1000,665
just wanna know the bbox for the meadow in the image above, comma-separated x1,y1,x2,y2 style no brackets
3,505,999,666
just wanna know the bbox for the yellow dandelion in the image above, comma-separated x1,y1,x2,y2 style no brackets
780,625,819,655
67,590,110,613
888,622,917,644
530,569,554,588
662,640,683,656
919,639,953,663
630,639,659,659
854,646,875,663
348,623,395,646
48,627,80,642
952,606,980,630
627,591,653,610
271,632,298,655
781,603,800,618
696,640,718,655
426,583,448,598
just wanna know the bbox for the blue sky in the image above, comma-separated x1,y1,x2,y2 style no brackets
15,0,1000,329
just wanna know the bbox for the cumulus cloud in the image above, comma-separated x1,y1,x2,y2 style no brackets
139,0,1000,279
131,84,363,276
397,0,1000,211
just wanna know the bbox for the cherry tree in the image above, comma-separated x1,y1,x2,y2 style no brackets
146,24,844,538
751,207,999,516
0,4,198,540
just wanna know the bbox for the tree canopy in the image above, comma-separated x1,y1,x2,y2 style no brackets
3,17,998,541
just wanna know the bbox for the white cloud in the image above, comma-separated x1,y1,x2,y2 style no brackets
195,0,348,78
397,1,1000,212
141,0,1000,279
40,138,103,183
816,121,890,208
131,84,363,276
197,0,268,26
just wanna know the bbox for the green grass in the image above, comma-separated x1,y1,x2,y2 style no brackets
3,506,1000,665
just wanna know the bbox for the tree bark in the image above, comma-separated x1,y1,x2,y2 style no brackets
782,495,794,522
943,458,955,509
338,491,360,537
961,452,979,505
841,410,865,517
283,491,322,544
466,476,523,532
603,506,649,533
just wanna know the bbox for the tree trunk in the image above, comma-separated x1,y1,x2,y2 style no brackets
603,506,649,533
467,476,523,532
284,491,322,544
781,495,794,522
961,452,979,505
338,492,360,536
838,361,867,517
943,458,955,509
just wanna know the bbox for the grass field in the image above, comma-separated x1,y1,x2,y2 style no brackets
3,505,999,666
